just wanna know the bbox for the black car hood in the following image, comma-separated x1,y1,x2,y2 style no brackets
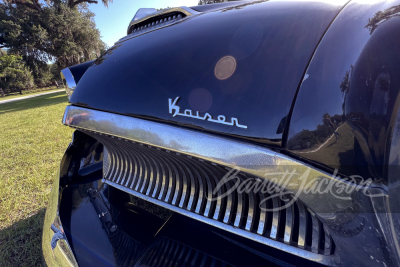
70,0,346,146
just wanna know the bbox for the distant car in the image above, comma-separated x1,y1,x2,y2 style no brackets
45,1,400,266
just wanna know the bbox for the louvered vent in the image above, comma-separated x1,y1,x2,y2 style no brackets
82,130,334,256
134,237,233,267
127,12,186,35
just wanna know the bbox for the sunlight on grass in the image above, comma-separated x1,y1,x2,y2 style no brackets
0,92,73,266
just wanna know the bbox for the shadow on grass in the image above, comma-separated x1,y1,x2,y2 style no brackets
0,92,68,115
0,208,46,267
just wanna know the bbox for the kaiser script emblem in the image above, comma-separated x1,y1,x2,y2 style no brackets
168,97,248,129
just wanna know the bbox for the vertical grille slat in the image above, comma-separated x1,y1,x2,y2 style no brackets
132,240,234,266
152,239,166,266
122,142,140,188
117,143,131,185
210,168,223,221
323,224,332,256
121,141,134,186
270,197,280,240
163,241,176,267
145,150,159,196
149,149,166,198
233,188,244,227
164,155,179,203
88,132,334,257
129,145,142,189
157,153,172,200
223,177,234,224
187,159,201,211
194,163,212,215
245,191,255,231
170,155,184,206
139,147,153,194
310,210,321,254
191,250,200,266
157,239,171,267
168,242,180,267
183,248,193,265
113,143,124,183
176,156,191,208
297,201,307,249
103,145,110,177
257,193,267,235
175,245,187,267
284,204,294,244
134,145,147,192
107,144,118,182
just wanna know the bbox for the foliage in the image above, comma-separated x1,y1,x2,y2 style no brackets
0,53,34,94
3,0,112,11
366,4,400,34
0,1,106,74
287,114,344,150
0,0,110,91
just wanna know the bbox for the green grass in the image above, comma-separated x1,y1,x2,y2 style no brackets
0,87,62,101
0,92,73,266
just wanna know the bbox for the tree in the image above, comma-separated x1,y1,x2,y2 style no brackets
2,0,112,11
0,0,109,80
0,53,34,95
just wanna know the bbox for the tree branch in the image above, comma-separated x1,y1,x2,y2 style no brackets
70,0,98,8
7,0,42,12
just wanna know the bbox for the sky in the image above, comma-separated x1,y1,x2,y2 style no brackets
89,0,200,47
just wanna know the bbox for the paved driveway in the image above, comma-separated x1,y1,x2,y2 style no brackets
0,90,65,105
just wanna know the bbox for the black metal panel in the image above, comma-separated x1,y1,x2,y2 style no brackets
68,60,95,85
286,0,400,182
69,0,345,146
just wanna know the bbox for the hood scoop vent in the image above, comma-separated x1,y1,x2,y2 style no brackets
123,7,200,40
128,12,185,35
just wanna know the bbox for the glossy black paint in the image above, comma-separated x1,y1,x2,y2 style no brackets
68,60,95,85
286,0,400,182
70,0,345,146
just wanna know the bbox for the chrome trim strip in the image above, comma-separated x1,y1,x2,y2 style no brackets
60,68,76,100
106,179,332,265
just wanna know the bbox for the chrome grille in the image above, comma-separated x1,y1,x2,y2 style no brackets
82,130,335,257
134,237,233,267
